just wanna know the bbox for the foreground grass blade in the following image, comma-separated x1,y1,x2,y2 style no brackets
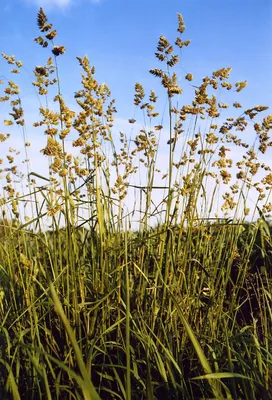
0,360,21,400
49,281,101,400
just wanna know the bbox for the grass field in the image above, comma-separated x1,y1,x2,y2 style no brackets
0,9,271,400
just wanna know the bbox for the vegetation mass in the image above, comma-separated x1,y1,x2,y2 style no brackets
0,9,271,400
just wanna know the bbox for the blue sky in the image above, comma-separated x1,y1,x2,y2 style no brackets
1,0,271,117
1,0,272,222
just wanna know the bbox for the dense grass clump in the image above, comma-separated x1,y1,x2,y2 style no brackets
0,8,271,400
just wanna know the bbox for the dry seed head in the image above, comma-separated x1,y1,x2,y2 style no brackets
50,157,62,172
39,107,60,125
168,85,182,97
134,83,145,105
37,8,48,31
0,134,9,142
59,169,68,177
182,105,203,115
10,99,20,106
210,79,218,89
0,96,10,102
165,45,174,55
262,203,272,213
235,81,247,92
175,37,184,48
221,192,237,211
9,106,24,121
46,30,57,41
157,35,170,51
45,128,58,136
52,46,65,56
221,81,232,90
6,155,14,163
149,90,157,102
119,192,127,201
185,73,193,81
218,103,229,109
60,129,70,140
4,120,13,126
155,52,166,62
47,203,62,216
34,36,45,47
41,136,63,157
35,66,48,76
262,172,272,186
220,170,232,184
177,13,186,34
167,55,179,67
5,82,20,95
6,173,12,183
2,53,15,65
16,119,25,126
205,132,218,144
245,105,269,119
149,69,164,78
212,67,232,80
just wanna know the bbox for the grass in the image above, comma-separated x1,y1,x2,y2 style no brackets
0,8,271,399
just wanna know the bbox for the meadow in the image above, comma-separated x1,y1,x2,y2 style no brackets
0,9,271,400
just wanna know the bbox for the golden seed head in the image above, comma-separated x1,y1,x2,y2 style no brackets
185,73,193,81
155,52,166,62
46,30,57,41
167,55,179,67
157,35,170,51
235,81,247,92
59,168,69,177
177,13,186,34
35,66,48,76
41,136,63,157
37,8,47,28
52,46,65,56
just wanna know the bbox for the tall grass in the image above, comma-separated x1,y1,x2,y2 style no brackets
0,8,271,399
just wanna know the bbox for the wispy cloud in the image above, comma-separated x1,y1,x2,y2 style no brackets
25,0,103,9
25,0,72,9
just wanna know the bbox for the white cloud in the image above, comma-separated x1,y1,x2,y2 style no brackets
24,0,103,9
25,0,72,9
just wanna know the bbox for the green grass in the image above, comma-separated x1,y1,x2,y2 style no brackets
0,8,271,399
